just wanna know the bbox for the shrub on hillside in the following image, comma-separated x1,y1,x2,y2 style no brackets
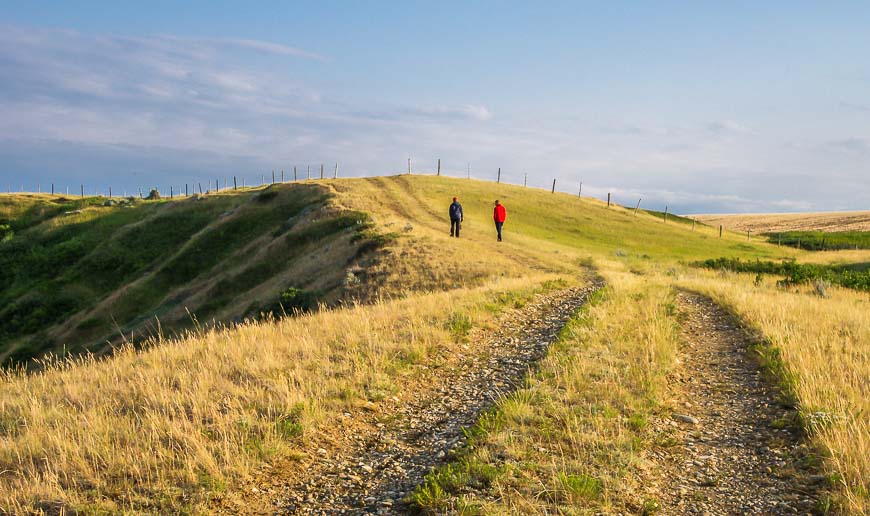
0,224,12,242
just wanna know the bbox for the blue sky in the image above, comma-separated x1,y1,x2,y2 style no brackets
1,1,869,213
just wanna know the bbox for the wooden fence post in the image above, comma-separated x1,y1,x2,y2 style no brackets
552,179,557,193
524,173,527,187
109,187,112,198
216,178,220,192
634,198,642,216
233,177,237,190
51,183,54,195
307,165,311,180
497,168,501,183
663,206,668,223
186,184,189,196
607,192,611,207
334,163,338,179
408,157,411,175
198,182,202,194
281,169,284,183
719,225,723,238
294,166,297,181
272,170,275,184
170,186,173,199
437,158,441,176
320,164,324,179
747,229,750,241
81,184,84,198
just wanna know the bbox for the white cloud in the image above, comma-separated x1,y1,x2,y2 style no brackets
1,24,868,213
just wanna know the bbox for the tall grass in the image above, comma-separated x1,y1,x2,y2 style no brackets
0,275,563,513
412,265,682,513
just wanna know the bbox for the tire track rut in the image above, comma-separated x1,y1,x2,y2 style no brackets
646,292,825,514
237,280,603,514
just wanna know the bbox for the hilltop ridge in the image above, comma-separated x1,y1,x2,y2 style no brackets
0,175,793,366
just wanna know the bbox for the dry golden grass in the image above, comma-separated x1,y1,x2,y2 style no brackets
413,262,683,513
3,176,868,513
0,274,564,513
676,268,870,513
694,211,870,233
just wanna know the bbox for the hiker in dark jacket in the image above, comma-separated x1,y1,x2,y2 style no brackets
493,200,506,241
449,197,463,237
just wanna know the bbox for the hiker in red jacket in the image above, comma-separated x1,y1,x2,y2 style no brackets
493,200,506,242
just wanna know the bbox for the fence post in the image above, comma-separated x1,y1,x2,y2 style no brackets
320,164,324,179
216,178,220,192
139,187,142,198
524,173,528,187
634,198,641,216
747,229,750,241
437,158,441,176
607,192,611,207
307,165,311,180
334,162,338,179
719,225,723,238
198,182,202,194
294,166,297,181
408,157,411,175
281,169,284,183
51,183,54,195
233,177,237,190
170,186,173,199
579,182,582,196
186,184,189,196
497,168,501,183
552,179,557,193
109,187,112,198
663,206,668,223
81,184,84,198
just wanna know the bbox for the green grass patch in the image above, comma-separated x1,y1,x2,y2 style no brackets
696,257,870,292
765,230,870,251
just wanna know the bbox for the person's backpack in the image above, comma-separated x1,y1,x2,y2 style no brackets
449,202,463,220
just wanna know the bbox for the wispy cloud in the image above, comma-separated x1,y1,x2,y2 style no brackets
1,24,869,213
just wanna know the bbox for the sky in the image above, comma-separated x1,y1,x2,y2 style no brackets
1,1,869,213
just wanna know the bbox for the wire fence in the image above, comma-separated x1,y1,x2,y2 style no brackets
2,157,754,240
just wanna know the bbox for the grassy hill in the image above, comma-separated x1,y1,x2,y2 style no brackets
0,185,387,365
0,175,792,366
1,175,867,513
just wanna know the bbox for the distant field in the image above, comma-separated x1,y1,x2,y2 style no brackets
693,210,870,233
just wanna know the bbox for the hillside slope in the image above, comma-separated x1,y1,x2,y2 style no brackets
1,175,800,366
694,210,870,233
0,185,385,365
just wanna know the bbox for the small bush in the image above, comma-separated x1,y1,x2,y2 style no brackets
446,311,472,342
0,224,12,242
279,287,317,313
557,472,602,501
